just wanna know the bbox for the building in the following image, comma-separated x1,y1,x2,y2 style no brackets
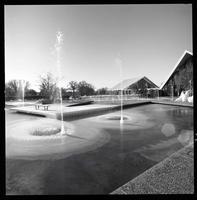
160,50,193,97
110,76,158,97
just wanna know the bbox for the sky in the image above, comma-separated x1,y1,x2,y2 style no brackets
5,4,192,91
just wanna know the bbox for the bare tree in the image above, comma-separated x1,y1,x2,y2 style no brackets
5,79,29,100
78,81,95,96
96,87,108,95
68,81,78,99
5,80,19,97
38,72,58,102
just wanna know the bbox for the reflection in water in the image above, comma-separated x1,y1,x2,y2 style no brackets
119,124,124,178
169,107,191,117
178,130,193,146
120,123,124,152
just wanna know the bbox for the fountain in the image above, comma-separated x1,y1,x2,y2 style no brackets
55,30,66,135
115,55,124,124
21,80,26,107
5,31,112,162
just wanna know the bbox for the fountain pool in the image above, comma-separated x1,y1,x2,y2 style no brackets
6,104,193,194
6,114,109,160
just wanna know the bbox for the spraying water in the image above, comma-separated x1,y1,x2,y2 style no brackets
55,31,66,135
120,67,123,124
115,55,124,124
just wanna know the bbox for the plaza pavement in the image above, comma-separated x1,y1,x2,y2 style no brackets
111,143,194,194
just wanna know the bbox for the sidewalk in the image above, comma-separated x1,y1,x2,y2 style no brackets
111,144,194,194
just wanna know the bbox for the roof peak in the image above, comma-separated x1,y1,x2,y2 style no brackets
111,76,158,90
160,50,193,89
184,50,193,55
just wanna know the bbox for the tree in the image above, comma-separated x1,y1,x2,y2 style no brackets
96,87,108,95
5,79,29,100
26,89,37,97
68,81,78,99
78,81,95,96
38,72,58,102
5,84,15,100
61,88,72,100
5,80,18,97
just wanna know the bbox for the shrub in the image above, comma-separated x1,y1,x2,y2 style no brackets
36,98,53,104
42,99,53,104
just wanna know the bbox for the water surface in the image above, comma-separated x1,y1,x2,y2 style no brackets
6,104,193,194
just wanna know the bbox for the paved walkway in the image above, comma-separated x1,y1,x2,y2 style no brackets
111,144,194,194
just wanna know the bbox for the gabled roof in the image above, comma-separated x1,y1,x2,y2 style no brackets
111,76,158,90
160,50,193,89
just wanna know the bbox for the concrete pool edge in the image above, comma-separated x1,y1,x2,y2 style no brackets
151,100,193,108
111,143,194,194
9,101,152,120
8,100,193,119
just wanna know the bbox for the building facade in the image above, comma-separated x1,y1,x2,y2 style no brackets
110,76,158,97
160,50,193,97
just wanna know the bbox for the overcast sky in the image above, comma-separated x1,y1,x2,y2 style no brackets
5,4,192,91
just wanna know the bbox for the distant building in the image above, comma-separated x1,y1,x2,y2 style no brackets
160,50,193,96
110,76,158,97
